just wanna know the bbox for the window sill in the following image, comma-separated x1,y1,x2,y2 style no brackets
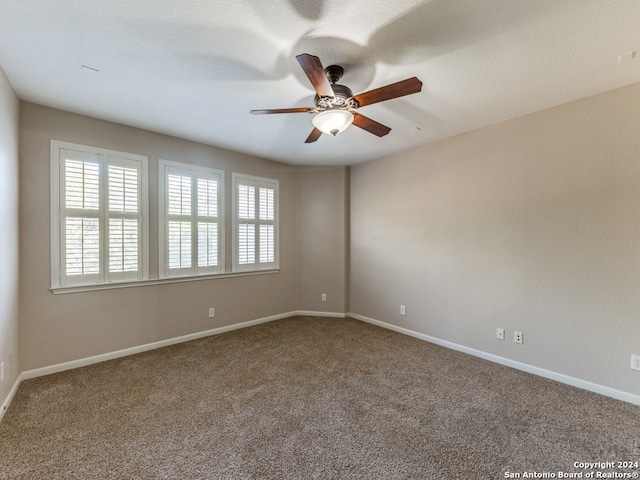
50,269,280,295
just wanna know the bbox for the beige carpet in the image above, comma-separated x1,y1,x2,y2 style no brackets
1,316,639,479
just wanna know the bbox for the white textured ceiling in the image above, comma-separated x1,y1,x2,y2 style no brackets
1,0,640,165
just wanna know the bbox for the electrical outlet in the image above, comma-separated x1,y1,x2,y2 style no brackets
208,307,215,318
400,305,407,316
496,328,505,340
514,331,523,344
631,355,640,371
321,293,326,301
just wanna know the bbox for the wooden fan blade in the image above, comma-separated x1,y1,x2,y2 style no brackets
250,108,313,115
296,53,335,98
353,77,423,108
305,127,323,143
352,113,391,137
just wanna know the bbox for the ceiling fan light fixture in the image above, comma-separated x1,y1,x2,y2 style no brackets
312,109,354,136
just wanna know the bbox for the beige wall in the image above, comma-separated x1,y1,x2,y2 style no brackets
296,166,349,314
0,66,20,406
350,82,640,397
19,104,308,371
12,79,640,401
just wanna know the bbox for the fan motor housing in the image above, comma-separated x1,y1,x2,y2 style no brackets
313,64,359,110
315,84,358,109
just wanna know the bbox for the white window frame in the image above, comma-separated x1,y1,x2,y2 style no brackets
159,159,225,278
50,140,149,289
232,173,279,273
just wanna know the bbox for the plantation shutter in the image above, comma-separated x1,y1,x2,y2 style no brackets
55,144,147,287
197,178,219,269
233,174,278,272
259,187,275,264
166,171,193,273
160,161,223,277
107,158,143,281
237,183,256,265
62,151,101,283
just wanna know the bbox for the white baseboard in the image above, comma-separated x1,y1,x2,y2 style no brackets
18,310,344,382
13,309,633,421
1,312,295,422
0,376,22,423
21,311,298,381
1,310,348,422
349,312,640,406
297,310,346,318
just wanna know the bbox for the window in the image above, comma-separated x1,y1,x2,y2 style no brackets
159,160,224,277
51,141,148,288
233,173,279,272
51,142,278,290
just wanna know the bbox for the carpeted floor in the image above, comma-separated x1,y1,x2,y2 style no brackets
1,316,639,479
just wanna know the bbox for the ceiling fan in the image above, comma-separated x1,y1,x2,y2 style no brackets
250,53,423,143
